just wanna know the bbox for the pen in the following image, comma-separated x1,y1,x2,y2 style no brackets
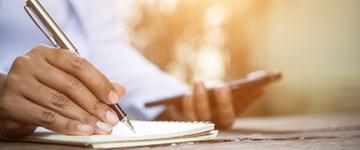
24,0,135,133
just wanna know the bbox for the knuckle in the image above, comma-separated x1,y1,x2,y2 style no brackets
92,101,103,111
5,74,26,93
84,114,97,124
64,75,83,90
31,45,46,53
99,77,111,94
66,52,87,69
34,44,49,50
12,56,31,69
39,110,57,124
50,92,72,110
64,120,72,131
30,44,53,55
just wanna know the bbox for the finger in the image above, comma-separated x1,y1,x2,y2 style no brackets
212,86,235,129
232,85,264,101
20,79,113,134
21,79,91,122
0,95,95,135
193,81,211,121
34,46,124,105
0,120,36,138
234,89,264,115
181,95,196,121
111,81,126,102
33,62,119,126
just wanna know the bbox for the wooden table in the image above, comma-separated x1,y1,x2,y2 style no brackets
1,113,360,150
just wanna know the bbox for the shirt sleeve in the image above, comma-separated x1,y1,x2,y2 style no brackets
70,0,190,120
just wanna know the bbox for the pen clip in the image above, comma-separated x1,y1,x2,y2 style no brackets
24,4,59,47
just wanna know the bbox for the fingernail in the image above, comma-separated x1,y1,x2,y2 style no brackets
77,124,92,133
106,111,119,125
96,121,113,132
108,90,119,103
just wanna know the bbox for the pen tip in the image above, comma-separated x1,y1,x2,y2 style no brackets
123,117,136,134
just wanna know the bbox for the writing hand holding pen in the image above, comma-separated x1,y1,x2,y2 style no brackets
0,45,126,138
0,0,134,138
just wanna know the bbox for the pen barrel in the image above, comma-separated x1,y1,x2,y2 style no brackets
110,104,126,121
26,0,78,53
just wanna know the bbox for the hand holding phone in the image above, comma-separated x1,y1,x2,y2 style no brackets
150,70,281,129
146,70,281,107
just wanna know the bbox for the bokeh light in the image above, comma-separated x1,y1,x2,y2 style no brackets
118,0,360,116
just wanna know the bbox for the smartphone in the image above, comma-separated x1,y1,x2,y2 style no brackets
145,71,281,107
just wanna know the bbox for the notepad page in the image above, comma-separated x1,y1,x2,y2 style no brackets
32,120,215,143
109,120,214,139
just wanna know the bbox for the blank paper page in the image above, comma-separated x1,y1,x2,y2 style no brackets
33,120,214,143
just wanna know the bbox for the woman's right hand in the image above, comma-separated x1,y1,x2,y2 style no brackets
0,45,126,138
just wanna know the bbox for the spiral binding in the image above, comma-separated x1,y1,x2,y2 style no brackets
130,119,212,124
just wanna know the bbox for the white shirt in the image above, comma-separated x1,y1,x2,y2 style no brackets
0,0,188,120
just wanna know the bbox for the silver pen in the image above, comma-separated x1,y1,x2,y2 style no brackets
24,0,135,133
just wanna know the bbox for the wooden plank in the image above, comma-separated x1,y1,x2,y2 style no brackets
0,113,359,150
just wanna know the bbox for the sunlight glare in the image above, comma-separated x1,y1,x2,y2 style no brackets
205,4,229,27
195,46,225,80
158,0,179,15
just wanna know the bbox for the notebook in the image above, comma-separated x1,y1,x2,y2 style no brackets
1,120,218,149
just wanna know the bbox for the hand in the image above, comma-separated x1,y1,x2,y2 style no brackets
157,77,264,129
0,45,126,138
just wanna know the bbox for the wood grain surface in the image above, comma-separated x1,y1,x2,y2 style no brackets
1,113,359,150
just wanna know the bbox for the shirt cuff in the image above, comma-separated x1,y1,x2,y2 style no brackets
120,74,190,120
